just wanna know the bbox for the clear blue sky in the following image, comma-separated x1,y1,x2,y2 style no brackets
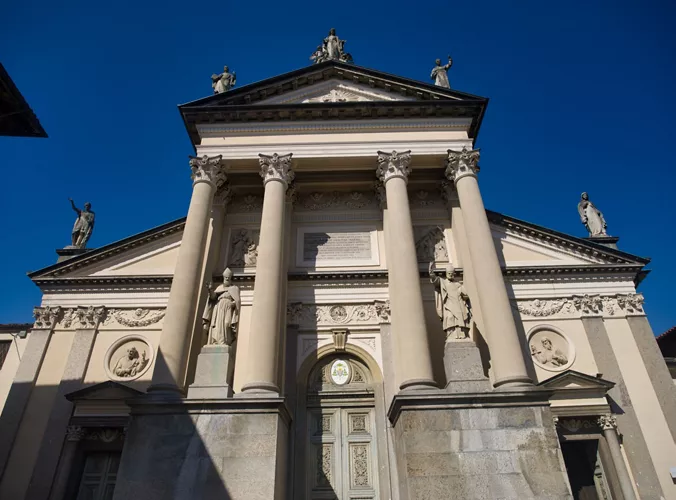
1,1,675,334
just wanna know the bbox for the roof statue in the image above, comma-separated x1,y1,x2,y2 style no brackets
211,65,236,94
577,192,609,237
67,198,95,249
431,56,453,88
310,28,353,64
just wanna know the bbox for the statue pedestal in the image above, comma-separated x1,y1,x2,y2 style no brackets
56,247,89,263
586,235,619,250
443,341,492,393
187,344,236,399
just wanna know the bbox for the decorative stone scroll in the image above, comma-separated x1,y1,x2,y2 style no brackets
376,150,411,183
288,301,391,328
104,335,153,381
99,308,166,328
189,155,227,188
527,325,575,372
445,147,480,182
33,306,61,329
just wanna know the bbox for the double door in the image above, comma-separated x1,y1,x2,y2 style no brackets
306,406,379,500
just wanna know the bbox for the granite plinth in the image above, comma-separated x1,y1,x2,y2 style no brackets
389,390,572,499
113,397,290,500
443,341,492,393
188,345,236,399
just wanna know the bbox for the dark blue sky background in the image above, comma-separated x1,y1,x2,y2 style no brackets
2,0,675,333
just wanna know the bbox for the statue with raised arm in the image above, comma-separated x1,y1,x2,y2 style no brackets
429,262,470,341
211,66,236,94
68,198,95,248
310,29,353,64
431,56,453,88
202,268,241,345
577,192,608,237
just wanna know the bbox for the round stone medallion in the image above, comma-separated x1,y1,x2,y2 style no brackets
329,305,348,323
330,359,351,385
104,335,153,381
527,325,575,372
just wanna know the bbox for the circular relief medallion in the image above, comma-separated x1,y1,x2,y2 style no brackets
330,359,351,386
104,335,153,381
329,305,348,323
527,325,575,372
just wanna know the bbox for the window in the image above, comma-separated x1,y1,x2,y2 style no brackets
0,341,10,370
75,452,120,500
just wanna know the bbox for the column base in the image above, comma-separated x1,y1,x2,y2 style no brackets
113,396,291,500
187,345,235,399
399,378,439,391
443,341,492,393
238,381,280,396
493,374,534,390
388,389,571,499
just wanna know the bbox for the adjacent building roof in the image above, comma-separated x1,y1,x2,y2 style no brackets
0,63,47,138
657,326,676,358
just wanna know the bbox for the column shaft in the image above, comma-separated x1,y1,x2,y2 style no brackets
603,426,637,500
150,157,223,394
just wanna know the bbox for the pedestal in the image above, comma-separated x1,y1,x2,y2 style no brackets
586,236,619,250
56,247,89,263
443,341,492,393
188,345,236,399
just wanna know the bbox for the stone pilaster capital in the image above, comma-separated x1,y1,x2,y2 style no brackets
189,155,227,188
66,425,86,442
376,150,412,184
374,179,387,209
33,306,61,330
259,153,294,187
286,182,298,204
445,147,480,182
213,182,233,207
76,305,106,329
598,414,618,431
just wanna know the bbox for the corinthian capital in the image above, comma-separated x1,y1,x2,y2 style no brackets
376,150,412,183
598,414,617,431
259,153,294,187
189,155,227,188
33,306,61,329
76,306,107,329
445,147,480,182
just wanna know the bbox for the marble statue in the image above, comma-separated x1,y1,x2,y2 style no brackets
211,66,236,94
68,198,95,249
530,337,568,367
429,263,470,341
310,28,353,64
202,268,241,345
431,56,453,88
577,192,608,237
113,347,149,377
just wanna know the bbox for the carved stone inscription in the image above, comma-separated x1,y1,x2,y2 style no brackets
303,232,371,262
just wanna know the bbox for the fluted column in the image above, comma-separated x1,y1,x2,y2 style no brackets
239,153,294,395
599,415,637,500
149,155,226,395
445,147,531,388
377,151,436,391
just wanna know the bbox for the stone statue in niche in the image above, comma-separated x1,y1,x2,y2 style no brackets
228,229,259,267
68,198,95,248
211,66,236,94
415,226,448,263
202,268,241,346
431,56,453,88
577,192,608,237
113,347,149,378
530,337,568,367
429,263,470,341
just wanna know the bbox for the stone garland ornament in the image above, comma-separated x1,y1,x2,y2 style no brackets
287,301,391,327
104,335,153,381
445,147,480,182
101,308,166,328
527,325,575,372
259,153,294,186
376,150,412,183
516,293,644,318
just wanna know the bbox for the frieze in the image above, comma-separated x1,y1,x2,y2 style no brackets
515,293,645,318
297,190,378,211
66,426,125,442
288,301,390,327
229,193,263,213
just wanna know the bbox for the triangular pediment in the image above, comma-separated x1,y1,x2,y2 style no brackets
65,381,144,402
256,78,414,104
539,370,615,393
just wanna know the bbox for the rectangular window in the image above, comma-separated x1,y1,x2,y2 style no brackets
0,341,10,370
76,452,120,500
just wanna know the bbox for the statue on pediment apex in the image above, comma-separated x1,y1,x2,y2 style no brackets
310,28,353,64
68,198,95,249
578,192,608,237
431,56,453,88
211,65,236,94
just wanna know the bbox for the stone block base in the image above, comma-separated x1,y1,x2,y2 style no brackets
113,397,290,500
389,390,572,499
443,341,492,393
188,345,235,399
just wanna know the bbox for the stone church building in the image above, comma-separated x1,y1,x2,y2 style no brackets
1,56,675,500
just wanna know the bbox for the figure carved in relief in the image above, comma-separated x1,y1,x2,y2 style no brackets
429,263,470,341
577,192,608,237
68,198,95,248
530,337,568,367
431,56,453,88
229,229,258,267
202,268,241,345
113,347,148,377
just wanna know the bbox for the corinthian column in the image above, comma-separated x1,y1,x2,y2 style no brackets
149,155,226,395
598,415,637,500
239,153,294,395
377,151,436,391
446,147,531,388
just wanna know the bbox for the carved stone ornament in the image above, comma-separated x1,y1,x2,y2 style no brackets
445,147,480,182
414,226,448,263
558,418,599,434
517,299,576,318
75,306,107,329
259,153,294,186
310,28,353,64
33,306,61,329
515,293,645,318
376,150,412,183
374,180,386,208
330,359,351,385
213,183,232,206
66,425,86,442
597,415,618,431
229,193,263,213
298,190,377,211
288,302,391,327
104,335,153,381
102,308,166,328
573,294,604,316
189,155,227,188
67,426,124,442
332,329,347,351
228,228,259,267
527,325,575,372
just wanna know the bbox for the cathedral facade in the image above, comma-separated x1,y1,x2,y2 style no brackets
1,58,675,500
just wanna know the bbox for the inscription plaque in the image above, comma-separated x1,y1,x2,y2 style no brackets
303,232,372,261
